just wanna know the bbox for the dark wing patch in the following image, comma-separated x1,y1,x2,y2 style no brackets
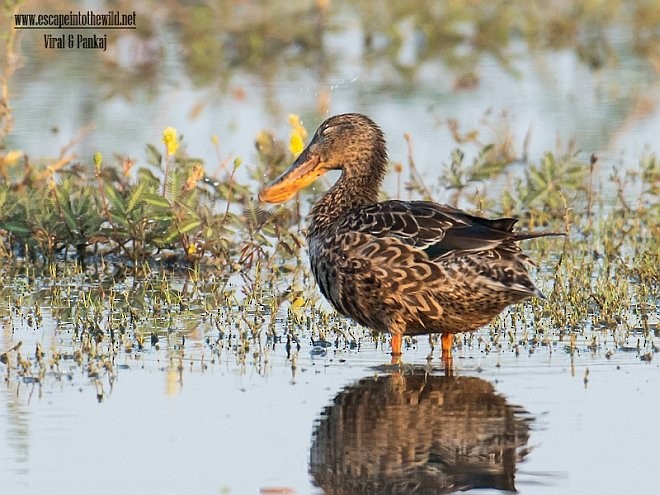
338,200,523,261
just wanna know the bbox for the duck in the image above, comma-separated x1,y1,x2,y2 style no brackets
310,371,532,492
259,113,561,362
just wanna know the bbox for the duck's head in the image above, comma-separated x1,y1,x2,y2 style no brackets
259,113,387,203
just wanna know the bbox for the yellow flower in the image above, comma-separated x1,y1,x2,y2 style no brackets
3,150,23,165
162,127,179,156
289,133,304,157
291,296,305,310
288,114,307,157
0,150,23,176
93,152,103,170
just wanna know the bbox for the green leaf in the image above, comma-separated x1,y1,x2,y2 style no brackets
109,213,129,228
137,167,160,187
105,184,127,214
127,182,146,213
161,229,180,244
58,193,78,232
142,193,171,208
178,218,201,235
164,167,182,202
2,222,31,234
145,143,162,168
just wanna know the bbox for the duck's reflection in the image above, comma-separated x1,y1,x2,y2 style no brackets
310,371,533,494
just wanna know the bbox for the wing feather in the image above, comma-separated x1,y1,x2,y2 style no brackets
338,200,527,260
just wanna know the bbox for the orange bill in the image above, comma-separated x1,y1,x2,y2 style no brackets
259,148,325,203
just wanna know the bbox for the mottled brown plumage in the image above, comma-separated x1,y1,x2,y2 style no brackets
260,113,562,360
310,371,533,493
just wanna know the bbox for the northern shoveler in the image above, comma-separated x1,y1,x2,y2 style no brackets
259,113,561,362
309,371,532,492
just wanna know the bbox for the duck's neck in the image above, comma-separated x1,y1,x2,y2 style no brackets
308,155,385,235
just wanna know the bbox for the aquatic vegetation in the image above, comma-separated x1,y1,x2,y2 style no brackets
0,2,657,396
0,123,291,264
1,6,658,495
0,110,657,397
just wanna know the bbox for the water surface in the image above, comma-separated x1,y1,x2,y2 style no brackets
2,2,659,494
2,307,659,494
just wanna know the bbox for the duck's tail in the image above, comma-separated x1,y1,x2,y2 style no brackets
512,231,567,242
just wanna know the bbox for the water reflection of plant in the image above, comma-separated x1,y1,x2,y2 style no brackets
4,0,659,99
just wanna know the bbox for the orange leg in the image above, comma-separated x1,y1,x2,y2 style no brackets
441,333,453,358
390,333,403,365
441,333,454,372
391,333,402,356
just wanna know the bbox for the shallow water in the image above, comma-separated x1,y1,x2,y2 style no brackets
6,2,660,188
2,308,659,494
2,2,659,494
